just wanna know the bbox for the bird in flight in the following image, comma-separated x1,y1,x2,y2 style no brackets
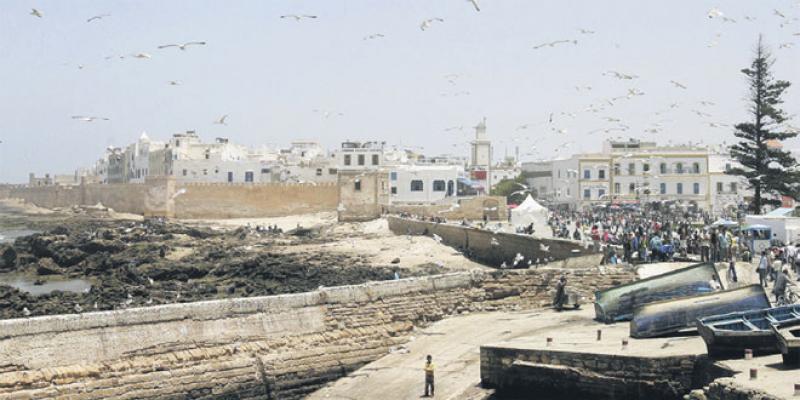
774,9,787,19
778,43,794,49
158,41,206,51
578,29,595,34
72,115,110,122
280,14,317,21
670,80,687,89
167,80,182,86
363,33,385,40
420,18,444,31
313,109,344,118
707,8,724,19
532,39,577,49
131,52,152,59
30,8,43,18
603,70,638,80
213,115,229,125
87,14,110,23
467,0,480,12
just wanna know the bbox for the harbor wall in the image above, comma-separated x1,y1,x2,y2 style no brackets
387,216,602,268
0,267,635,400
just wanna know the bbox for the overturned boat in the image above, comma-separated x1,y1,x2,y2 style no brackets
630,284,770,339
772,320,800,366
697,304,800,357
594,262,720,323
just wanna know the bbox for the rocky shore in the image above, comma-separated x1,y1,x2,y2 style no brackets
0,217,443,319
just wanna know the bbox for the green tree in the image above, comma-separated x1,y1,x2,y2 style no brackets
728,36,799,214
491,175,533,204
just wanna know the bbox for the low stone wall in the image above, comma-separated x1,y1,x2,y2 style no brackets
0,267,635,399
480,346,718,400
687,379,782,400
388,195,509,221
388,216,601,268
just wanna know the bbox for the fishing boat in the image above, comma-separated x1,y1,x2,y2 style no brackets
697,304,800,357
630,285,770,339
594,262,720,323
772,320,800,365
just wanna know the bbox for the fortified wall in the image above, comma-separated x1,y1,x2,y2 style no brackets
0,267,634,400
0,179,338,219
388,216,602,268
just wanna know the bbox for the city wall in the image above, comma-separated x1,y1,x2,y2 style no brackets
0,180,338,219
0,267,635,400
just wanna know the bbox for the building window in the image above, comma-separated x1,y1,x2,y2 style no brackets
245,171,254,182
433,180,446,192
676,163,684,174
613,164,620,176
643,163,650,172
358,154,365,166
203,169,208,175
614,182,620,193
261,168,271,174
598,189,605,199
447,180,454,196
730,182,738,193
316,168,322,176
372,154,379,165
725,163,731,172
660,163,667,174
599,169,606,179
692,162,700,174
677,183,683,194
344,155,351,166
205,152,210,160
629,183,635,194
583,189,591,199
390,172,397,181
583,169,591,179
410,180,423,192
658,183,666,194
391,186,397,195
693,182,700,194
628,163,635,175
182,169,187,176
557,170,561,178
717,182,723,193
328,168,338,175
227,172,233,182
354,179,361,191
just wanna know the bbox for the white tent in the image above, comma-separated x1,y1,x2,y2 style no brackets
511,195,550,233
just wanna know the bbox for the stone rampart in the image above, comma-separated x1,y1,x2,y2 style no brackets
0,267,634,399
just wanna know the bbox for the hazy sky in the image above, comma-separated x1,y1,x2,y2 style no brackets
1,0,799,183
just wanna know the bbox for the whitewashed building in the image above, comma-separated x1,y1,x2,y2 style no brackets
387,165,461,203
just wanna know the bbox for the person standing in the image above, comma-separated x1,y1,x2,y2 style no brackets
727,261,738,287
553,276,567,311
773,268,790,303
757,251,769,287
424,355,435,397
701,231,711,263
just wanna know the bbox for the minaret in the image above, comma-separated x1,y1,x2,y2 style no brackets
470,117,492,192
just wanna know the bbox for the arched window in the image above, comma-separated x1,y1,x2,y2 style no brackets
692,162,700,174
660,163,667,174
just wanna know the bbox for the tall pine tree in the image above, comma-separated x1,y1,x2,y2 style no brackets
728,36,798,214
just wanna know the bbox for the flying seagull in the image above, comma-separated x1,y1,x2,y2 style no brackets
467,0,480,12
131,52,152,59
158,41,206,51
167,80,182,86
213,115,228,125
603,70,638,80
420,18,444,31
533,39,577,49
707,8,724,19
670,80,687,89
71,115,110,122
578,29,595,34
87,13,110,23
363,33,385,40
774,9,787,19
280,14,317,21
30,8,43,18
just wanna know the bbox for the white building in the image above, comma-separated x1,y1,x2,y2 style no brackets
529,139,720,210
335,141,388,171
387,165,461,203
278,141,338,183
708,150,750,216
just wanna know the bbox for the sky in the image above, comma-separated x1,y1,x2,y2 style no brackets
0,0,799,183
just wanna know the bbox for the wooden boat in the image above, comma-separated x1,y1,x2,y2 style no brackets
594,262,720,323
697,304,800,357
630,285,770,339
772,320,800,366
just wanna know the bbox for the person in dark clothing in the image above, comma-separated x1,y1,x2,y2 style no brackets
553,276,567,311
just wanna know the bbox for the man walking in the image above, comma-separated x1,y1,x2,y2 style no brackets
424,355,435,397
757,251,769,287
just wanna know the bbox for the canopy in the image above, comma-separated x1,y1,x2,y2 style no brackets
510,195,549,231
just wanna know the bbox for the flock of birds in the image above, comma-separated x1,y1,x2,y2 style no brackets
17,3,800,164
